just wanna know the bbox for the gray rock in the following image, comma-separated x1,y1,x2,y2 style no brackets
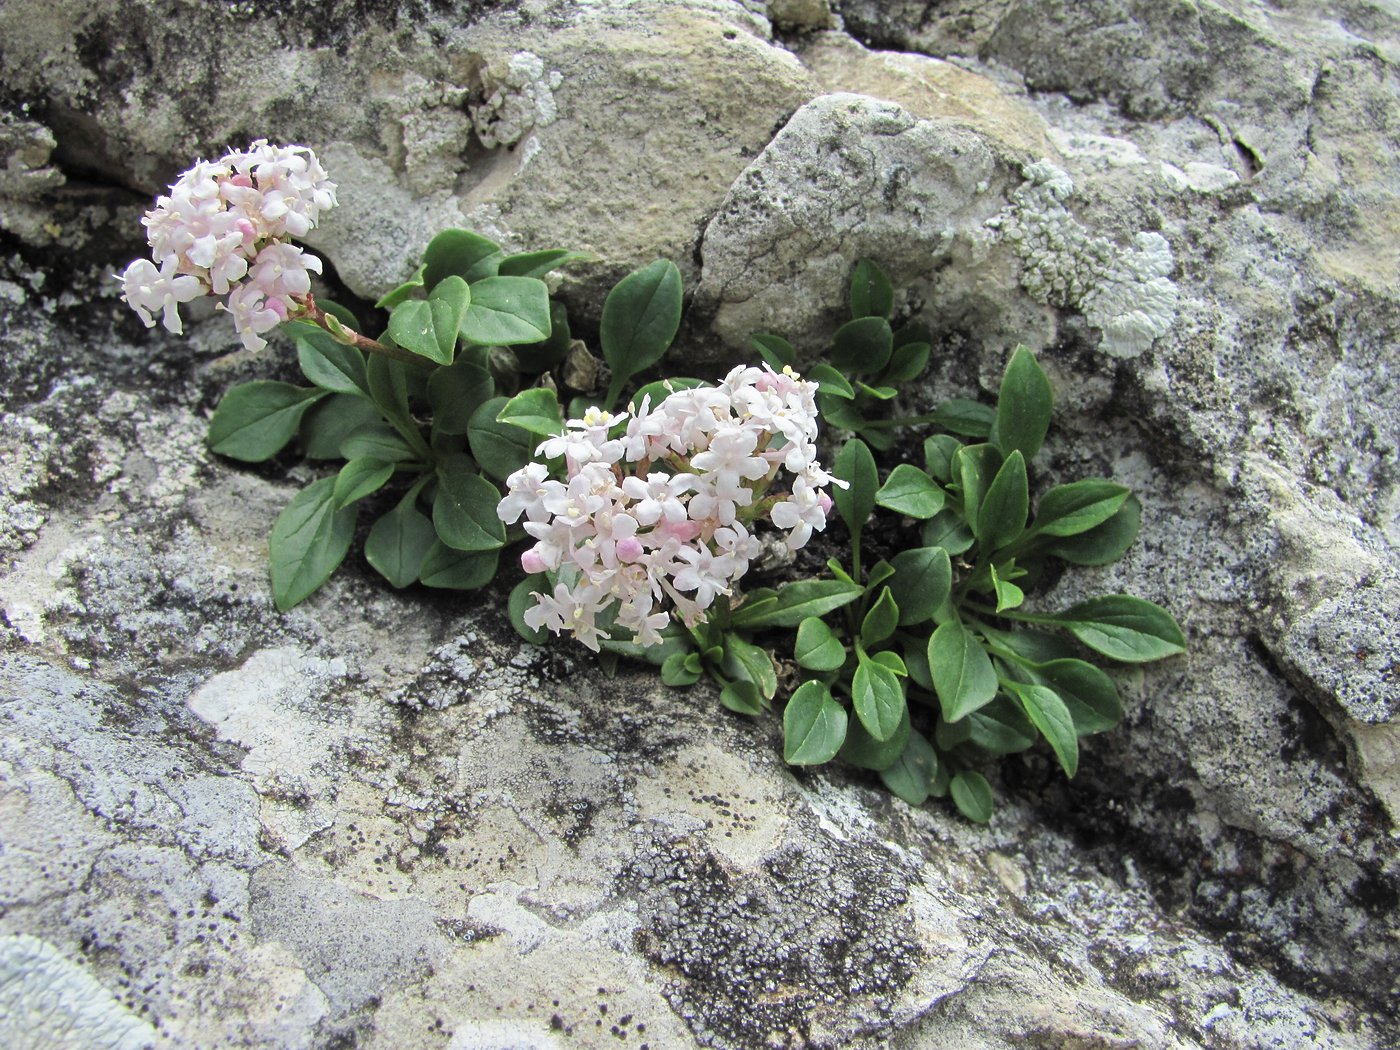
1,0,1398,1045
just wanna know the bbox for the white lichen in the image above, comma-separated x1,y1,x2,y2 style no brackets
471,51,564,150
0,934,157,1050
988,159,1179,358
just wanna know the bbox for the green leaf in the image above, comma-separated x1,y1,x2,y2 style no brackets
374,263,427,309
923,434,962,483
365,491,436,588
1012,682,1079,777
990,562,1025,612
853,652,905,741
1045,495,1142,565
297,331,368,396
720,679,763,716
839,701,910,771
920,510,975,557
965,696,1037,754
860,588,900,648
849,258,893,319
423,229,501,287
340,422,417,463
833,439,877,539
418,543,499,589
807,363,855,399
364,354,425,458
1051,595,1187,663
460,276,552,347
509,574,550,643
387,277,469,365
301,394,381,460
984,627,1076,665
269,477,356,610
333,457,394,508
497,248,591,279
831,316,893,375
993,345,1053,461
879,731,937,806
887,547,952,627
428,359,495,436
661,651,702,687
468,396,534,481
869,650,907,676
955,443,1003,531
950,770,993,822
864,559,895,596
1031,480,1130,538
818,392,864,431
722,634,777,702
783,681,848,765
600,259,684,408
934,399,995,439
929,622,998,722
751,332,795,369
496,387,564,437
856,381,898,401
903,641,933,691
883,341,930,384
795,617,847,672
976,449,1028,551
729,578,863,630
1026,659,1122,734
208,381,323,462
876,464,946,519
512,300,572,374
431,455,506,551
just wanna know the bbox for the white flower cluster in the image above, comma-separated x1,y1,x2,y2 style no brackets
497,365,840,652
117,141,337,351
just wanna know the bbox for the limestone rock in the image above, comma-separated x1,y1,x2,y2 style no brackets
1,0,1399,1046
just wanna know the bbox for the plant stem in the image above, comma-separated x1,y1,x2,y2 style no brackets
297,295,433,369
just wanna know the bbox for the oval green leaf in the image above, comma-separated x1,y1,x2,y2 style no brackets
993,345,1053,461
364,492,436,588
876,464,946,519
849,258,893,319
783,681,848,765
950,770,993,823
269,477,357,610
423,229,502,287
468,396,534,481
496,386,564,437
887,547,952,626
794,617,847,672
878,731,937,806
830,316,892,375
1012,682,1079,777
1053,595,1187,663
432,455,506,551
418,542,499,589
460,276,552,347
929,621,998,723
332,457,394,508
601,259,684,408
860,587,899,648
976,449,1028,551
208,381,323,462
853,654,905,741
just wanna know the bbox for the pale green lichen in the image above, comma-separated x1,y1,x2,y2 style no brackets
471,51,564,150
988,160,1179,357
0,934,158,1050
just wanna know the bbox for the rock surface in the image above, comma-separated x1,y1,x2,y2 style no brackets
1,0,1398,1047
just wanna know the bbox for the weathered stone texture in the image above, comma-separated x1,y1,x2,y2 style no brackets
0,0,1397,1046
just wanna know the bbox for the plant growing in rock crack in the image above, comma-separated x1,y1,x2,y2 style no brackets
714,260,1187,821
119,143,699,610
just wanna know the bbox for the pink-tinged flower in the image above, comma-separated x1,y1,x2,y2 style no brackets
221,284,284,352
248,242,321,299
116,257,204,334
120,142,335,349
498,362,835,651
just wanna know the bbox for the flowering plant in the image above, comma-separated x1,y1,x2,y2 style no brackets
500,364,839,653
121,147,1185,821
118,140,337,350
